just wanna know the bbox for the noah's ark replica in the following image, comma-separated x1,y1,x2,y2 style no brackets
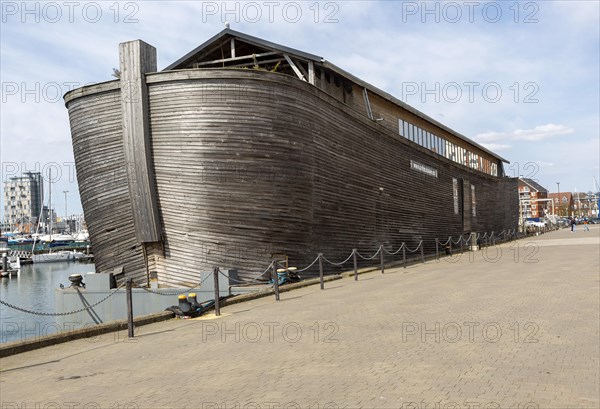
64,28,518,287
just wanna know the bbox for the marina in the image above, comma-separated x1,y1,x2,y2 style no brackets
0,261,95,344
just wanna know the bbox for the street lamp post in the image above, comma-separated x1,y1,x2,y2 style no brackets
556,182,560,216
63,190,69,233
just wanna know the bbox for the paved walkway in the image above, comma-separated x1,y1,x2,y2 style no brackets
1,226,599,409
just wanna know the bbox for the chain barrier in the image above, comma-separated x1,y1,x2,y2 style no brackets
295,255,322,272
0,281,125,316
405,241,422,253
439,236,452,246
133,273,213,296
322,251,356,266
382,244,405,256
356,246,381,260
217,267,268,285
436,228,526,254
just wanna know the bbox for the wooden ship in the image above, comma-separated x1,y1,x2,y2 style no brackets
64,28,518,286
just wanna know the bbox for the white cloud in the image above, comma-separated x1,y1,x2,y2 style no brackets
513,124,575,141
475,124,575,143
480,143,511,152
536,161,555,167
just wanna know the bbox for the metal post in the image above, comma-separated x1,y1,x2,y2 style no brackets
1,253,7,272
213,266,221,316
318,253,324,290
272,260,280,301
380,245,385,274
460,236,464,253
353,249,358,281
435,239,439,260
403,245,407,268
126,278,134,338
420,241,424,263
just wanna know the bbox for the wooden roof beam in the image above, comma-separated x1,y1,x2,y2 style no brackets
193,51,280,67
230,57,286,68
283,54,307,82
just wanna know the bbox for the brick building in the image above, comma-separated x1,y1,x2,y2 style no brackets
518,178,549,219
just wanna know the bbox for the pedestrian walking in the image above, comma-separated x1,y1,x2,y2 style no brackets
571,217,576,232
583,219,590,231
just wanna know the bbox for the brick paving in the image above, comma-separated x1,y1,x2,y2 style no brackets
1,226,599,409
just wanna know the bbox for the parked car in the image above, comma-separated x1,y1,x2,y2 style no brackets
525,220,546,228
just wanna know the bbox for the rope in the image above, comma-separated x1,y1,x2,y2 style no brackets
322,251,355,266
134,273,213,296
405,241,422,253
439,236,452,246
0,282,125,316
355,246,381,260
217,268,267,285
382,244,405,256
296,255,322,272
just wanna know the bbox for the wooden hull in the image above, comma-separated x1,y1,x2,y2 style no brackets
65,69,518,286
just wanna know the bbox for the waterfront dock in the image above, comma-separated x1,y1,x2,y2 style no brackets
1,227,598,408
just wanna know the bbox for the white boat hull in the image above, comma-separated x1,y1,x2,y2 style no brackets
31,250,87,263
32,252,73,263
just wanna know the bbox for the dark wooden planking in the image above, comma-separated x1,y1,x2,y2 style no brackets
66,91,147,285
119,40,162,244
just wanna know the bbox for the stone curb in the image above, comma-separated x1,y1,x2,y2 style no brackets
0,311,174,358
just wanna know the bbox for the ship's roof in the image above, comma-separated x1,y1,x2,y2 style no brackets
165,28,509,164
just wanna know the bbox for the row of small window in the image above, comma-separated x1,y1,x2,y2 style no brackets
398,119,498,177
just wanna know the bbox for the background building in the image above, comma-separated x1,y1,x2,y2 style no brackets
3,172,43,233
573,192,599,218
548,192,574,217
518,178,549,220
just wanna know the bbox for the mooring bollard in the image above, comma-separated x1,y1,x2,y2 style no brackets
318,253,324,290
380,245,385,274
213,266,221,316
420,241,425,263
126,278,134,338
272,260,280,301
353,249,358,281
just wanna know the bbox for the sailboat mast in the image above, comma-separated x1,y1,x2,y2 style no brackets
49,168,52,239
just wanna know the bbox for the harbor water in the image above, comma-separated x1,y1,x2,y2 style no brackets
0,262,95,344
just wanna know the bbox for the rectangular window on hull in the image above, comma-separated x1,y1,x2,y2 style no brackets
396,117,499,177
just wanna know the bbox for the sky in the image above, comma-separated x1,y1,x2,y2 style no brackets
1,0,599,220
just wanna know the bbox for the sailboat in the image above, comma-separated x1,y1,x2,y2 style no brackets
31,170,85,263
